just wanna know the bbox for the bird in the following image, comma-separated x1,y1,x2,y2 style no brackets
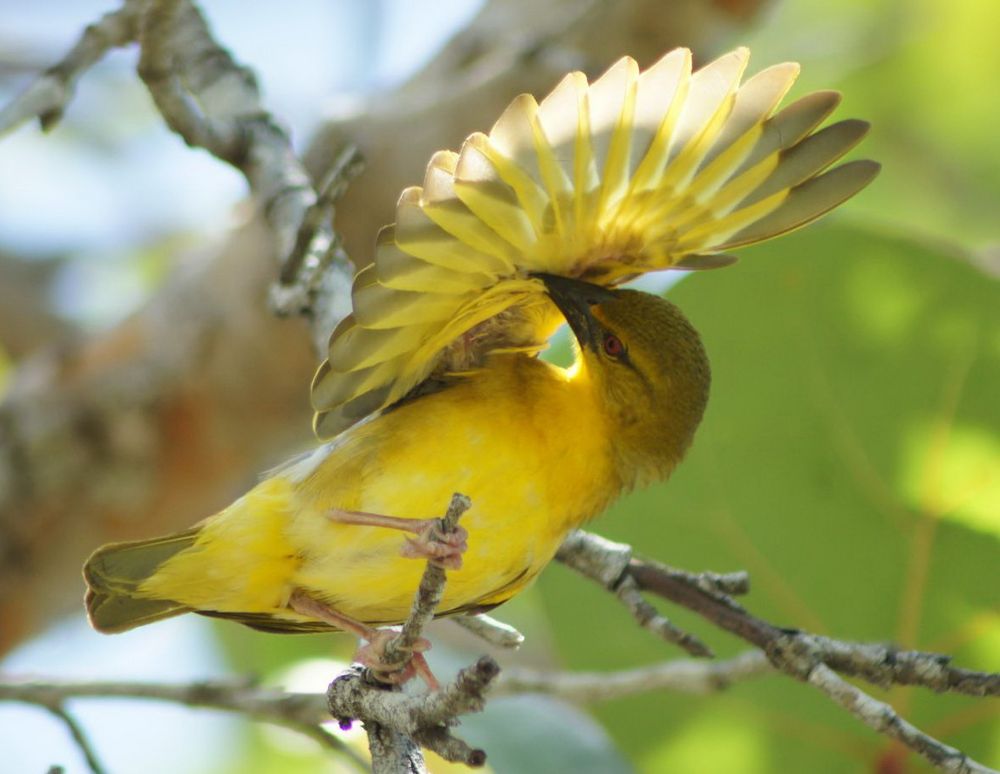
84,47,877,681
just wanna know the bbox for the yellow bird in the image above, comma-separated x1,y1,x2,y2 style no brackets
84,48,877,672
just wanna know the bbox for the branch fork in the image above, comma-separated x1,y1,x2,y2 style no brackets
325,493,499,771
556,529,999,774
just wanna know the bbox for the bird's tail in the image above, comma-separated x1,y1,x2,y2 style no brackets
83,529,198,633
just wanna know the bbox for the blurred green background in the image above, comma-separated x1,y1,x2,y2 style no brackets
0,0,997,772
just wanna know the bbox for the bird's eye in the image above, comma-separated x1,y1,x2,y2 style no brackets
603,333,625,359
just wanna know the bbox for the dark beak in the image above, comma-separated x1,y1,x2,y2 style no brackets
536,273,616,350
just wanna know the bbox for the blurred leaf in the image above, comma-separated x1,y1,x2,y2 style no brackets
747,0,1000,247
0,343,9,397
537,220,1000,772
462,694,632,774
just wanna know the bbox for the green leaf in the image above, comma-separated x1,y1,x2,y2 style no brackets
746,0,1000,247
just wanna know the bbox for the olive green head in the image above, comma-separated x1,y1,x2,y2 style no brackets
541,275,711,488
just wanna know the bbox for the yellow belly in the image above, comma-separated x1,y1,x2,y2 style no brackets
144,355,620,626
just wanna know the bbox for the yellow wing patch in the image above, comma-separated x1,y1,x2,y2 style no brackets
313,47,879,438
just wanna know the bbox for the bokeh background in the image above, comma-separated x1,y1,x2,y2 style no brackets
0,0,997,772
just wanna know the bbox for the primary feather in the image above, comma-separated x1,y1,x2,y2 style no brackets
312,47,878,438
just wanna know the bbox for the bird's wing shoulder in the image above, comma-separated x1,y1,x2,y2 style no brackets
312,47,878,439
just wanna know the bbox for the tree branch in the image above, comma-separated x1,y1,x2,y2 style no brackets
3,655,767,770
0,675,368,772
46,704,107,774
806,663,996,774
495,649,773,702
0,651,766,722
135,0,353,347
382,494,472,671
4,615,995,772
0,0,351,651
556,529,1000,772
324,493,498,771
328,659,497,770
452,613,525,650
0,3,141,134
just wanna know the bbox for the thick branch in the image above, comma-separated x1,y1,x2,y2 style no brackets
136,0,353,344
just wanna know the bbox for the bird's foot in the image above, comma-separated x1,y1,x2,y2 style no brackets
354,628,439,690
326,508,468,570
289,588,440,690
400,521,468,570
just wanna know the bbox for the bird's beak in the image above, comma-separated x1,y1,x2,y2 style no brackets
536,273,616,350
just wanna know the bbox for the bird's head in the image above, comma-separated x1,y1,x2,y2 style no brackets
540,275,711,490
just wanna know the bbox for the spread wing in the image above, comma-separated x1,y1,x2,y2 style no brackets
312,47,879,438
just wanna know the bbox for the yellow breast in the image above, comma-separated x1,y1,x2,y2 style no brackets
144,354,620,626
291,354,620,623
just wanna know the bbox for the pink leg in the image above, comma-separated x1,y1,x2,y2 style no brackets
288,589,438,689
326,508,468,570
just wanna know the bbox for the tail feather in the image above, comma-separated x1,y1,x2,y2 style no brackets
83,529,198,633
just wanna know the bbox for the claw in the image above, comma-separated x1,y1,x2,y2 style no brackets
326,507,469,570
400,523,469,569
355,629,440,690
289,589,441,690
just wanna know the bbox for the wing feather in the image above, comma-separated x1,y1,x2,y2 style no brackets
395,187,510,276
719,159,881,248
311,48,878,437
454,134,538,253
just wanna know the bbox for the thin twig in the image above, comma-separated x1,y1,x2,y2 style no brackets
325,493,491,771
0,676,366,772
45,704,107,774
294,724,370,771
613,574,713,657
383,493,472,668
558,529,1000,773
807,663,995,774
0,649,769,716
556,530,716,657
0,3,141,134
496,650,773,702
452,613,525,649
0,650,771,718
